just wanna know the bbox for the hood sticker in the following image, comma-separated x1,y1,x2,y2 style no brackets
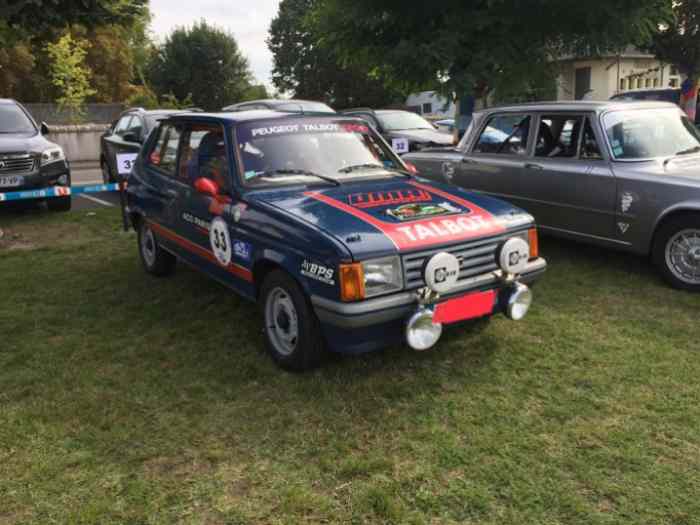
305,180,506,250
385,202,460,221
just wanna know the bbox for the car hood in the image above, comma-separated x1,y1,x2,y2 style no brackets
387,128,453,146
247,176,532,259
0,132,54,154
612,156,700,184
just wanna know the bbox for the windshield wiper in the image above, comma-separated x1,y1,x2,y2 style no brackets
337,163,385,174
262,169,341,186
675,145,700,156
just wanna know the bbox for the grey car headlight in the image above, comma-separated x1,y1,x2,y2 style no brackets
40,147,65,166
362,255,403,297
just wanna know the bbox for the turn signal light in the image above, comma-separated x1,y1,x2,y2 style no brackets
339,262,365,302
528,228,539,260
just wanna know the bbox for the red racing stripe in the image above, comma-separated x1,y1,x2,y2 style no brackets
304,185,505,250
148,220,253,282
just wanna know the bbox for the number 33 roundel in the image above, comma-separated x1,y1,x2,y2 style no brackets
210,217,232,266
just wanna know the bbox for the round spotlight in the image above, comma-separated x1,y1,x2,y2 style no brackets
405,308,443,351
506,283,533,321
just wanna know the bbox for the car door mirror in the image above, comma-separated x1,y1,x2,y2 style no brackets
40,122,50,135
123,131,142,144
194,177,220,197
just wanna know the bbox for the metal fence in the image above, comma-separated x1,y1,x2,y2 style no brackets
23,103,125,125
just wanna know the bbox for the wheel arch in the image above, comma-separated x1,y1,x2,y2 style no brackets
650,204,700,254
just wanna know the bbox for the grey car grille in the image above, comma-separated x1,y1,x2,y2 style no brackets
402,232,520,290
0,154,34,174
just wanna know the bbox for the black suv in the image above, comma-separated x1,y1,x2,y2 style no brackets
0,99,71,211
340,108,453,153
100,108,193,183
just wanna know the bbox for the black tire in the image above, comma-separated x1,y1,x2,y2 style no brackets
652,214,700,291
137,221,176,277
260,270,326,371
101,158,115,184
47,195,71,212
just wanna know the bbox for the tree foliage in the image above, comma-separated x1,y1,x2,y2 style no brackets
312,0,671,101
268,0,404,108
147,20,253,111
45,33,97,122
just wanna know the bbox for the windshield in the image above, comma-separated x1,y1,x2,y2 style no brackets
377,111,434,131
0,103,36,134
276,101,335,113
236,119,402,186
603,108,700,160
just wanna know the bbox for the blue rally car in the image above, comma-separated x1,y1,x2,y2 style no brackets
125,110,546,370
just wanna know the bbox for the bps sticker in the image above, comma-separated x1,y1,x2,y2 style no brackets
301,260,335,285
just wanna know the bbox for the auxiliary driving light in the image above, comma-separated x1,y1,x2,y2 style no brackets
506,283,533,321
406,307,443,351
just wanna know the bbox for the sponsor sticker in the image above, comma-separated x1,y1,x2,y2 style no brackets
233,240,252,261
348,189,432,209
300,260,335,285
182,212,211,231
386,202,460,221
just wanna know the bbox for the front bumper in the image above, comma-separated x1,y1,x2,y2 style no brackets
0,161,71,196
312,257,546,329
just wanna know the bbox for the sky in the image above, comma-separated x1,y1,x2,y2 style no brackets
149,0,282,88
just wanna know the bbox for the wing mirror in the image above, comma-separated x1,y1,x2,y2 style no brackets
194,177,220,197
123,131,142,144
40,122,50,135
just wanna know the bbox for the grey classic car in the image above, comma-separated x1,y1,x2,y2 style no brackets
403,101,700,291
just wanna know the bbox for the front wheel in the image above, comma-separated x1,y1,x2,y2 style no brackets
138,221,176,276
260,270,326,371
653,215,700,291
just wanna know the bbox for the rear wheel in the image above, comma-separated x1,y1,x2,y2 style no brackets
138,221,176,276
653,214,700,291
47,196,71,212
260,270,326,371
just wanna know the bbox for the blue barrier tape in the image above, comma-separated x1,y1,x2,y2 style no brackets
0,183,121,202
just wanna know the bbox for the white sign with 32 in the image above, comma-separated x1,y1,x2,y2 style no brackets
116,153,138,176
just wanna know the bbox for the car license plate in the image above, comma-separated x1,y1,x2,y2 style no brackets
0,175,23,188
433,290,496,324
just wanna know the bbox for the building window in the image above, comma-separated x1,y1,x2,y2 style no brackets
645,78,651,88
620,78,627,91
653,78,659,87
421,103,432,114
670,78,679,87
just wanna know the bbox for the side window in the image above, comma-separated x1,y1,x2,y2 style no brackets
148,123,182,176
473,114,530,155
179,123,230,193
535,115,584,158
114,116,132,135
580,118,603,160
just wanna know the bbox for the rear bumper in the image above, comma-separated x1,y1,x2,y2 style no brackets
312,257,546,330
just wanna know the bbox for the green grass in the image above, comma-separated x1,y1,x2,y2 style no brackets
1,207,699,524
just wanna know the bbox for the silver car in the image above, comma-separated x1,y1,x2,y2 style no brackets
404,101,700,291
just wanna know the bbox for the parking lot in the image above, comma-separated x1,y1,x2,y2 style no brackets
1,206,699,524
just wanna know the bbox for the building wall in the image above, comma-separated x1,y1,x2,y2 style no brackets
405,91,456,118
556,57,682,101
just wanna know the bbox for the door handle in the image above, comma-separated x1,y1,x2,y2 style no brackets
524,163,544,170
461,157,479,164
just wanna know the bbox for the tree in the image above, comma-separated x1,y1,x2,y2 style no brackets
147,20,253,111
45,33,96,122
651,0,700,120
268,0,404,108
312,0,670,105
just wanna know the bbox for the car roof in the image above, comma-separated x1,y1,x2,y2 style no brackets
0,98,17,105
165,109,361,125
477,100,679,114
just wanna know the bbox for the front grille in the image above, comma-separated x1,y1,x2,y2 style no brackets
402,232,520,290
0,154,35,174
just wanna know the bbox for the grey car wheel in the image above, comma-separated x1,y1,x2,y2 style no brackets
137,221,176,276
265,287,299,357
664,228,700,286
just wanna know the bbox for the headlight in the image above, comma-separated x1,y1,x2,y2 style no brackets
362,255,403,298
40,147,65,166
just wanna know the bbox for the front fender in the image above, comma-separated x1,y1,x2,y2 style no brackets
648,201,700,251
